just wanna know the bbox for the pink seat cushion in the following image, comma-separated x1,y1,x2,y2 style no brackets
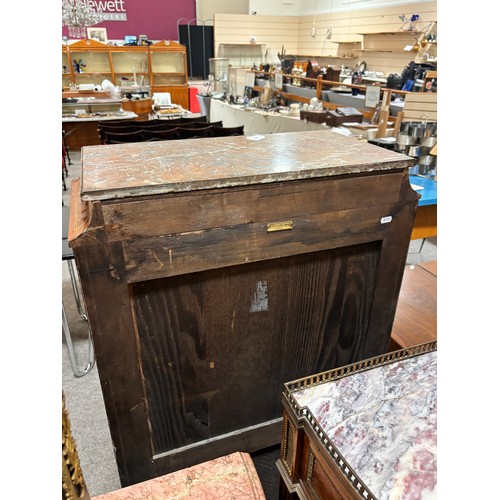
92,451,266,499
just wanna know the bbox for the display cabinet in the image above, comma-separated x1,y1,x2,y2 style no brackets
65,39,112,88
110,46,150,87
62,40,189,108
149,40,189,108
209,58,230,93
62,45,73,90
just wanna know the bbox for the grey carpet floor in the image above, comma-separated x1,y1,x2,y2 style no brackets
62,149,437,497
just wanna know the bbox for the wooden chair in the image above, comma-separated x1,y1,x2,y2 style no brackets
188,120,223,128
156,117,185,125
62,129,72,166
99,120,137,127
133,119,165,128
211,125,245,137
141,128,180,141
98,125,140,143
62,157,67,191
103,129,146,144
180,115,208,125
137,122,179,132
177,126,213,139
62,137,69,191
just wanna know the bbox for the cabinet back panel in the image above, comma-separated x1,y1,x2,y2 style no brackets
131,241,380,456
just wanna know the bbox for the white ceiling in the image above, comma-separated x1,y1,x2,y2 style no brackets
248,0,434,15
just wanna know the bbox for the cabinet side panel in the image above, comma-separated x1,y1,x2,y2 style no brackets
131,242,381,456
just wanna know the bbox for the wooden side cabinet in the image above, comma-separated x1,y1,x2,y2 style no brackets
68,130,418,486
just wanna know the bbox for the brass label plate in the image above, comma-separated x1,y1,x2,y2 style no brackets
267,221,293,232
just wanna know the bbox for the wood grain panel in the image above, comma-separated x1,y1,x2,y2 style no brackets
215,13,300,54
122,203,393,283
403,92,437,121
132,243,380,456
216,2,436,64
102,174,403,242
151,86,189,109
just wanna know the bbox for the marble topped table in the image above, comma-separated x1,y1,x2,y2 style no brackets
278,342,437,499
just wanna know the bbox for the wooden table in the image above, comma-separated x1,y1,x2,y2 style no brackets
389,260,437,350
277,342,437,499
68,129,418,486
410,175,437,241
62,112,137,150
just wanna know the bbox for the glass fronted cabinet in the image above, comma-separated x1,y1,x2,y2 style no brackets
110,46,150,87
62,45,73,90
149,40,188,107
67,39,112,88
61,39,188,108
209,58,230,93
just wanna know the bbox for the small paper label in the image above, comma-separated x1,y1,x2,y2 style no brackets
380,216,392,224
250,281,268,312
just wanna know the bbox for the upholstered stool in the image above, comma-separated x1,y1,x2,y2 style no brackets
92,452,266,499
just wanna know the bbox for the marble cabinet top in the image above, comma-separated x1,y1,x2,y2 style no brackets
79,130,413,201
292,351,437,500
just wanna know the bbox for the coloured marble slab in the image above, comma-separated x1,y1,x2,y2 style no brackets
79,130,414,201
91,451,266,499
292,351,437,499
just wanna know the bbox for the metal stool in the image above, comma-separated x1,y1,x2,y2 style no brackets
62,206,95,378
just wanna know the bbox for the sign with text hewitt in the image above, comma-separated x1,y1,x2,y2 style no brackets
62,0,196,42
87,0,127,20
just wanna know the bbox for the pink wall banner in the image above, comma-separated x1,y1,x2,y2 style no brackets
62,0,196,42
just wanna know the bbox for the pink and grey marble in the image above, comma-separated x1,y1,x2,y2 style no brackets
92,451,266,499
293,351,437,500
79,130,414,201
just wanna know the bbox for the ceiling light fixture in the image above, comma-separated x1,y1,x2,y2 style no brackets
62,0,104,39
311,0,317,38
326,0,334,39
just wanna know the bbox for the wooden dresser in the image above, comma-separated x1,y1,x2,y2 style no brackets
277,342,437,499
68,130,418,486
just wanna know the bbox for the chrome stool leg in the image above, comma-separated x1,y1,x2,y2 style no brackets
62,302,95,378
67,258,87,321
